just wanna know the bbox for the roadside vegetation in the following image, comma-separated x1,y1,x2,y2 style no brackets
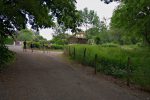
0,0,80,69
65,44,150,90
0,46,15,71
0,36,15,71
0,0,149,91
16,29,65,50
64,0,150,91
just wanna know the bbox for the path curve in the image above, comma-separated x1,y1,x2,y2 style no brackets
0,45,149,100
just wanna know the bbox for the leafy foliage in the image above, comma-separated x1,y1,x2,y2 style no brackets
0,0,81,67
65,44,150,89
50,33,69,45
17,29,34,41
33,35,47,42
0,0,80,37
79,8,101,30
110,0,150,45
51,44,64,50
86,27,100,39
85,23,111,44
0,46,15,70
4,36,14,45
0,35,15,69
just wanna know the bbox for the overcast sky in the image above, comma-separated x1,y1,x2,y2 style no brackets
39,0,119,40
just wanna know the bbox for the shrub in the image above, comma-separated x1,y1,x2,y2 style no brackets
0,46,15,70
51,44,64,50
33,42,41,48
5,37,14,45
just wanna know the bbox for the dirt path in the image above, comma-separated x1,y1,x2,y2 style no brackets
0,45,149,100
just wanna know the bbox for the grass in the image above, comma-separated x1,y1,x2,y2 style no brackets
64,44,150,90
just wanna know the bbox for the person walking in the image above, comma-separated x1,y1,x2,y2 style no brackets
30,42,34,52
43,43,45,53
23,40,27,52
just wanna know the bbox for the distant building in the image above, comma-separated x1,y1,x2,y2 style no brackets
68,32,88,44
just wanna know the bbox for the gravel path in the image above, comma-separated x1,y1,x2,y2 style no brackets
0,45,149,100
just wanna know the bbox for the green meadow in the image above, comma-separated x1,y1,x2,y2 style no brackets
65,44,150,90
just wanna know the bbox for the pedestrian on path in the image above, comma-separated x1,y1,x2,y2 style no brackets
43,43,45,53
23,40,27,52
30,42,34,52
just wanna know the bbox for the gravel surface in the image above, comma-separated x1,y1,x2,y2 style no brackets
0,45,149,100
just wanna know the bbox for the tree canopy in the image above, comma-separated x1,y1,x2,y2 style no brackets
107,0,150,44
50,33,69,45
79,8,100,30
17,29,34,41
0,0,81,37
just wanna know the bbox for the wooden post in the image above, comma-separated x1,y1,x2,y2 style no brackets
83,48,86,58
67,46,69,55
74,47,75,58
94,54,98,74
64,47,65,54
65,46,67,55
83,48,86,64
127,57,131,86
69,46,70,56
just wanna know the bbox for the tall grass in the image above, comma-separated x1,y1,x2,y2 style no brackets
64,44,150,90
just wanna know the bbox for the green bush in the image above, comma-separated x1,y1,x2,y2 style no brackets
64,44,150,89
4,37,14,45
26,41,41,48
44,44,51,49
0,46,15,70
0,36,15,71
33,42,41,48
51,44,64,50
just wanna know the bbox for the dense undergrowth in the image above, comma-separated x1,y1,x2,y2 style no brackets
0,45,15,71
64,44,150,90
26,41,64,50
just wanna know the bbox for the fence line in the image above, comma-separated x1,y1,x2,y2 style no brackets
66,46,132,87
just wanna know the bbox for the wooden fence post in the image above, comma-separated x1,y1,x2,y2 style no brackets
69,46,70,56
67,46,69,55
74,47,75,58
64,47,67,55
82,48,86,64
94,54,98,74
83,48,86,58
127,57,131,86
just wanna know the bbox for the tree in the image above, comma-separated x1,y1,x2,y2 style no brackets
50,33,69,45
0,0,81,66
0,0,81,38
85,19,109,43
17,29,47,42
52,22,67,35
17,29,35,41
86,27,100,39
95,36,101,44
110,0,150,45
79,8,101,31
79,7,102,44
33,35,47,42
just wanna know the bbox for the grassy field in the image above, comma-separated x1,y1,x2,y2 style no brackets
64,44,150,90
